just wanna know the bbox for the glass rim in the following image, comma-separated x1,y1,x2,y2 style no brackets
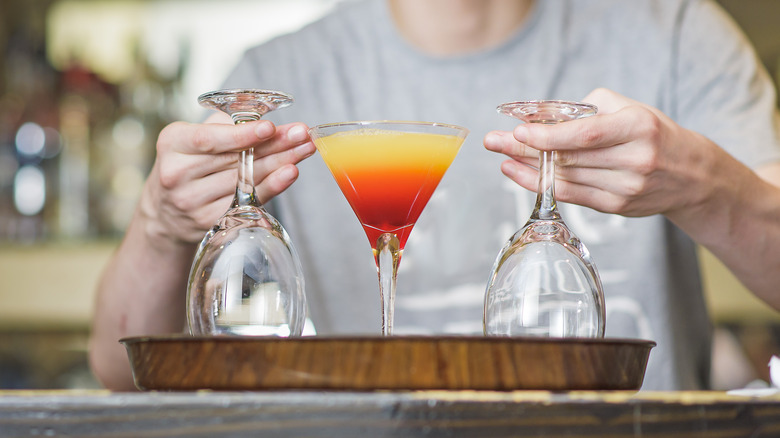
197,89,294,117
497,100,597,118
309,120,469,136
197,88,294,103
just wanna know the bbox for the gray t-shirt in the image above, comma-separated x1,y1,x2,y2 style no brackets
222,0,780,390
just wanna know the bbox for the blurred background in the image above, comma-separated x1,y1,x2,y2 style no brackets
0,0,778,390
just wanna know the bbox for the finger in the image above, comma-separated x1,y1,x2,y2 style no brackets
157,148,238,190
484,130,538,161
553,178,630,216
187,195,236,233
501,157,624,198
553,165,649,200
252,122,313,159
253,140,315,183
498,159,539,194
485,130,636,175
256,164,300,204
166,161,301,231
501,159,654,216
553,141,654,171
174,159,304,215
200,114,312,158
159,121,313,188
156,189,233,241
164,167,239,215
512,106,655,152
168,136,315,211
171,119,278,155
499,159,621,212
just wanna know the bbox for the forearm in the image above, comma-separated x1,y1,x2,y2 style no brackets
667,140,780,310
88,207,196,390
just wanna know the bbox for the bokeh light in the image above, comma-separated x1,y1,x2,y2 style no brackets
15,122,46,158
13,165,46,216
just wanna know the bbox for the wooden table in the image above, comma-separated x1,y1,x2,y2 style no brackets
1,390,779,437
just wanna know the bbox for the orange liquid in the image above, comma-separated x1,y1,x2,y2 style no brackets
316,129,462,252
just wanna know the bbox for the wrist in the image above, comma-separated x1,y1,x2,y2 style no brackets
665,134,758,249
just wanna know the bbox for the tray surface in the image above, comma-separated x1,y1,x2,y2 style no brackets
121,335,655,391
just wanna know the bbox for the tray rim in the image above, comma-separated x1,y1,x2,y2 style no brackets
120,334,657,348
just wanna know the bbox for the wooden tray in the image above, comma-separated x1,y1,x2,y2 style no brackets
121,335,655,391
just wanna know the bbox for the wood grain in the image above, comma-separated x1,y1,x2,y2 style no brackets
121,335,655,391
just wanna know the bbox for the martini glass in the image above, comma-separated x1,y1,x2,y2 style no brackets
309,121,467,335
186,89,306,337
484,101,605,338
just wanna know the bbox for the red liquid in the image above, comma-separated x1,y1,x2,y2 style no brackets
315,129,464,264
333,165,445,251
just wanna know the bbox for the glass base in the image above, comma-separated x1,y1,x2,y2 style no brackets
215,324,292,337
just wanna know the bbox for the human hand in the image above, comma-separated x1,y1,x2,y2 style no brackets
484,88,726,220
139,113,316,247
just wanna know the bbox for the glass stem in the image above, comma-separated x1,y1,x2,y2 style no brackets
230,114,261,209
376,233,400,336
532,150,561,221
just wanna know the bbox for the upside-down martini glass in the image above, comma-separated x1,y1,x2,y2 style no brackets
484,101,605,338
186,89,306,337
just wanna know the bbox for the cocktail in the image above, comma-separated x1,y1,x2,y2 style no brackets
484,101,605,338
309,121,468,335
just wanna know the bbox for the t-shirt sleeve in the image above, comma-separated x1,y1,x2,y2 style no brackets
674,0,780,169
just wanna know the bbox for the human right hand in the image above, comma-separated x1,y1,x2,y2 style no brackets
138,113,315,248
483,88,726,221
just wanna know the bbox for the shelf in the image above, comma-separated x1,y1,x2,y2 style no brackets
0,241,117,330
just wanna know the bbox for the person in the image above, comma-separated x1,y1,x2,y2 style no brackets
89,0,780,391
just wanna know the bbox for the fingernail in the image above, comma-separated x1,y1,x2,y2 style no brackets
254,120,274,138
505,162,524,181
484,132,501,150
279,165,297,182
287,124,309,142
294,142,315,158
513,125,528,143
